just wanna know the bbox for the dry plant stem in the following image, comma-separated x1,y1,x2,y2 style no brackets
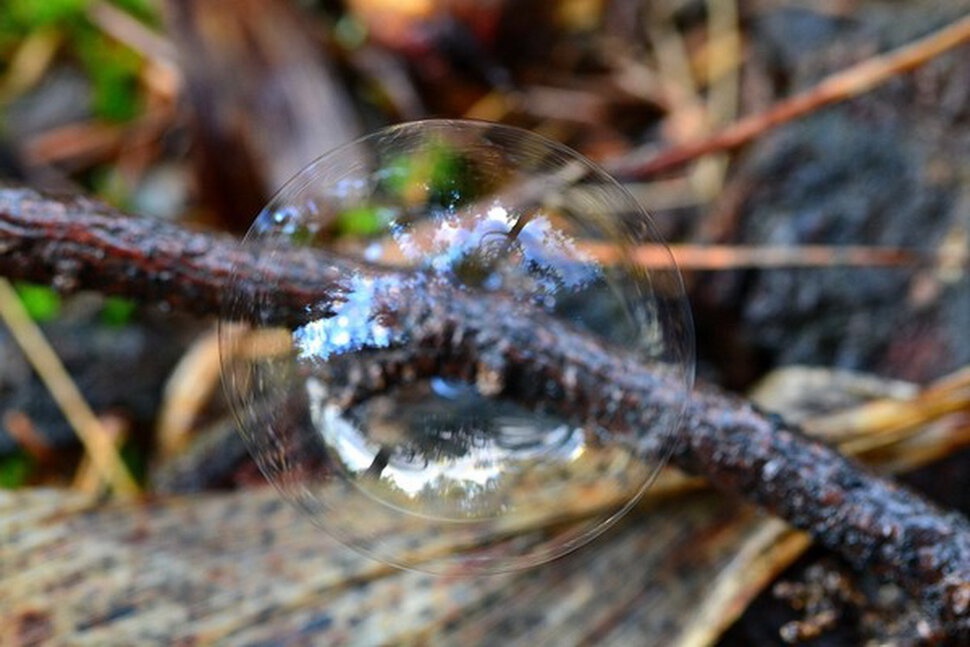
72,414,128,493
689,0,739,200
611,13,970,180
156,327,223,459
676,521,812,647
0,277,139,496
647,4,717,201
598,243,925,270
0,186,968,632
2,410,54,463
0,28,60,101
808,369,970,451
355,239,926,271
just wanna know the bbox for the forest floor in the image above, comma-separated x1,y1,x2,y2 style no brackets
1,0,968,645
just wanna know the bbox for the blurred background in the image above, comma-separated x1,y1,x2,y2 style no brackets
1,0,968,644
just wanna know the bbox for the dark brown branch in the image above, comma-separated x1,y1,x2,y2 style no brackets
1,185,968,635
608,13,970,180
0,185,354,323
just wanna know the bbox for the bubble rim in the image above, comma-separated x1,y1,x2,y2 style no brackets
217,118,696,574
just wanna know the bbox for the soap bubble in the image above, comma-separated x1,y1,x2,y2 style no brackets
219,120,693,573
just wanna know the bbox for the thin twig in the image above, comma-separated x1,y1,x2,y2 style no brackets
87,1,181,103
87,1,177,64
610,13,970,179
598,243,929,270
2,410,54,464
350,238,934,270
0,278,139,496
22,108,172,168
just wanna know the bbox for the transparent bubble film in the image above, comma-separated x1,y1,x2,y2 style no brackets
219,120,694,573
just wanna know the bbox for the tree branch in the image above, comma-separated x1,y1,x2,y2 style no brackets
1,185,968,635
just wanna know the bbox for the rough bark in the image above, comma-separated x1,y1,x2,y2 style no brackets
1,185,967,634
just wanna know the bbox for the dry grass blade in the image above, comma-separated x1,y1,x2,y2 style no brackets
676,521,812,647
156,326,293,461
668,367,970,647
0,279,139,497
2,367,968,644
156,328,223,460
0,28,60,102
647,3,715,202
72,414,128,494
807,368,970,451
612,13,970,179
875,418,970,474
691,0,740,200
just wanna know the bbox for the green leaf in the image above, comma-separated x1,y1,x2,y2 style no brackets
100,296,137,327
14,282,61,321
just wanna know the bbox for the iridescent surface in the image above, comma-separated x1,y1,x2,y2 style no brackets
219,120,693,573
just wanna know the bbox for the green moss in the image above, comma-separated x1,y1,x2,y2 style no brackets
14,282,61,321
100,296,137,327
120,442,146,484
0,1,161,122
73,25,142,121
0,0,89,29
0,451,33,489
